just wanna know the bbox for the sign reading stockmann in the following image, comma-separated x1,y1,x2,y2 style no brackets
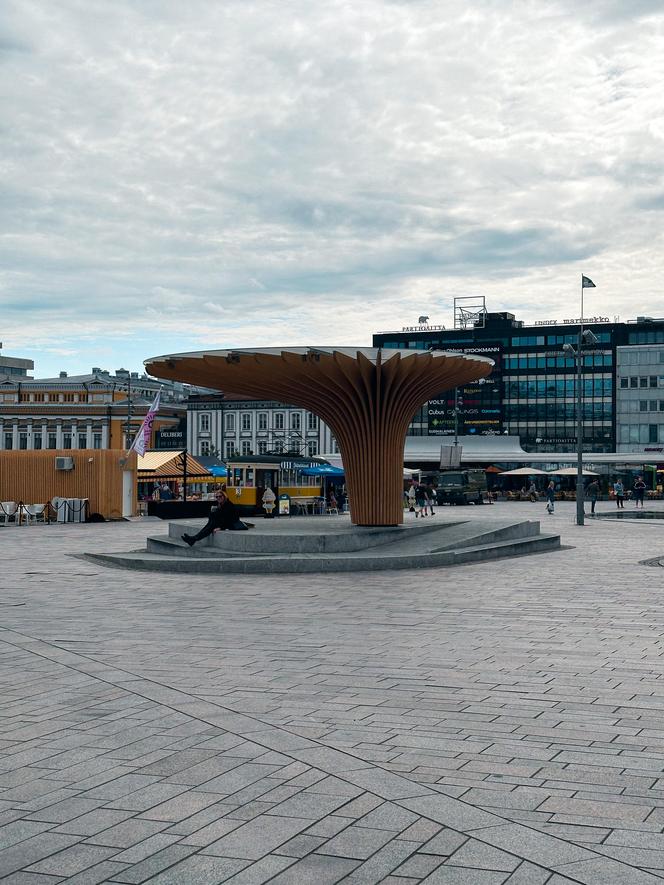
428,345,503,436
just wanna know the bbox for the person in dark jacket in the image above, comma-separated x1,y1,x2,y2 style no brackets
182,490,246,546
634,475,646,508
545,481,556,514
586,479,599,516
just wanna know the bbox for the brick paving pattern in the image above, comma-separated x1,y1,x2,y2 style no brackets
2,501,664,882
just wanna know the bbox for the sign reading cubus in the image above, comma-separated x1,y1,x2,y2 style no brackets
428,344,503,437
144,347,493,526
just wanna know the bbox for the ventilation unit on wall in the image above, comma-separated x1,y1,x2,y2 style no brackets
55,456,74,471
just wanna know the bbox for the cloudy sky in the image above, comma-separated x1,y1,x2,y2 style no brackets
2,0,664,378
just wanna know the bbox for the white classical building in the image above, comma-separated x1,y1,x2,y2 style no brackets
186,394,337,460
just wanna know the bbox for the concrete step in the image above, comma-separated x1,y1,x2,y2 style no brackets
83,530,561,575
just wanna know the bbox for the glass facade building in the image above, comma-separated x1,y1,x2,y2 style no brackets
373,313,664,454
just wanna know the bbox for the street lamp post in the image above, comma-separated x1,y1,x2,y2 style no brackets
563,275,597,526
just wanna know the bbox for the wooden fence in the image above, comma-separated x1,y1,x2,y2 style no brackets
0,450,136,519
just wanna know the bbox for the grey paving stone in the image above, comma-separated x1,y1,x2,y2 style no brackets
133,853,249,883
317,823,396,860
420,867,511,884
0,832,81,878
27,797,101,824
305,815,354,838
503,862,553,885
447,838,521,872
27,842,116,877
355,801,419,832
0,874,66,884
267,852,359,883
109,845,198,883
419,828,468,857
392,851,445,878
203,814,312,859
0,820,54,850
338,839,419,884
266,790,350,819
55,808,134,836
141,788,224,821
222,855,296,884
274,833,327,856
85,817,168,848
557,856,664,884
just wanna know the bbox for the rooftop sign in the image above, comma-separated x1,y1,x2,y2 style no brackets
534,317,610,326
401,324,445,332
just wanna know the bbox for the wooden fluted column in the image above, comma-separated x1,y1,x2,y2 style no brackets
145,347,492,526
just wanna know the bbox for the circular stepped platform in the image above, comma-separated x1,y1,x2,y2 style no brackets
83,516,561,574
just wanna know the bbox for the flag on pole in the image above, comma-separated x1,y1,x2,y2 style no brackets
128,390,161,457
582,275,596,288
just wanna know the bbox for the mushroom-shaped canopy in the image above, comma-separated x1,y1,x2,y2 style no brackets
145,347,493,525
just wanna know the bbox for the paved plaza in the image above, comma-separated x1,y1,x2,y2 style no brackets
2,501,664,883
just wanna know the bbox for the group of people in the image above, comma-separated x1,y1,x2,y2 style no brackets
405,482,436,517
544,475,648,516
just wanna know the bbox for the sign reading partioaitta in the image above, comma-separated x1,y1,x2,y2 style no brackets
401,324,446,332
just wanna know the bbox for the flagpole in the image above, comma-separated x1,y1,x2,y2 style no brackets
576,276,584,526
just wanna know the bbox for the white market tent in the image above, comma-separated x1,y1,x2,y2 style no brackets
548,467,599,476
499,467,550,476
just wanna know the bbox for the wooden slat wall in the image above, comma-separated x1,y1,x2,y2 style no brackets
0,450,136,519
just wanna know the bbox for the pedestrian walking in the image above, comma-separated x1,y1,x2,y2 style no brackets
586,478,599,516
427,484,437,515
545,481,555,514
633,475,646,508
528,481,537,503
415,483,427,517
613,479,625,508
407,484,416,513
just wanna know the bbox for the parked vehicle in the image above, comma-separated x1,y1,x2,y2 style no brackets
422,469,487,506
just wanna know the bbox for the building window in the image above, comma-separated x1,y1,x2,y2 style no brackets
640,377,648,388
93,433,102,449
78,434,87,448
620,377,628,388
241,440,252,455
48,433,57,449
258,440,268,454
651,376,658,388
307,440,318,456
4,433,13,449
225,441,235,458
630,377,638,388
291,413,301,431
225,413,235,432
307,412,319,430
258,413,268,431
330,437,339,454
199,440,210,456
274,413,284,430
640,401,648,412
19,433,28,449
241,413,251,432
199,413,210,432
650,425,659,443
63,433,72,448
33,434,42,450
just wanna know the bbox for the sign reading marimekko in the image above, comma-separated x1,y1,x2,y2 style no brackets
533,317,610,326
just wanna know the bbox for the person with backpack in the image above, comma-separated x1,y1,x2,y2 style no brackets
633,476,646,508
613,478,625,508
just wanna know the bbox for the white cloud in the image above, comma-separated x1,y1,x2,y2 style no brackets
1,0,663,375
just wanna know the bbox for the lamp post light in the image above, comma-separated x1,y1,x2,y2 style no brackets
563,327,599,526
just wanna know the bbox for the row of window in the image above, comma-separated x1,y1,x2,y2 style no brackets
619,376,663,389
628,331,664,345
618,350,664,366
198,412,320,433
505,378,613,398
619,424,664,444
503,353,612,370
3,432,104,450
511,333,612,347
215,439,321,458
504,403,612,420
620,400,664,413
